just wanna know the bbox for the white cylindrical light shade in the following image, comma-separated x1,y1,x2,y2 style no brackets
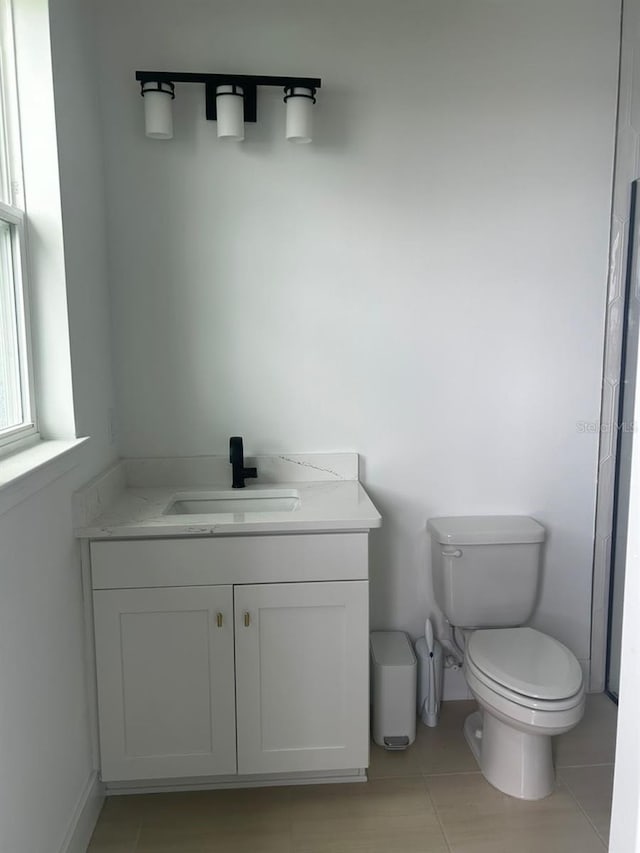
216,85,244,141
285,87,314,143
142,82,174,139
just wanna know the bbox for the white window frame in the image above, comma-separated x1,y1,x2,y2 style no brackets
0,0,37,453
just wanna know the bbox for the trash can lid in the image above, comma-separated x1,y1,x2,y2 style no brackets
370,631,416,667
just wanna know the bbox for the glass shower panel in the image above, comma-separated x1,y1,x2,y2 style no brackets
607,179,640,699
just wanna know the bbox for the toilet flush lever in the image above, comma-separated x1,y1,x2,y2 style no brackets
442,548,463,558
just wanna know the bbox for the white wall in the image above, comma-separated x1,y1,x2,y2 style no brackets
0,471,95,853
0,0,115,850
608,0,640,848
95,0,618,673
49,0,115,459
610,322,640,848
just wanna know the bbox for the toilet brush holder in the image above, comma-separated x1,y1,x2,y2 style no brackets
415,635,444,727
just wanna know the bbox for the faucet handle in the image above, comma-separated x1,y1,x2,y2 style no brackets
229,435,243,462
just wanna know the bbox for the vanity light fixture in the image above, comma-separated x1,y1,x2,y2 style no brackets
141,80,175,139
136,71,321,143
216,84,245,141
284,86,316,143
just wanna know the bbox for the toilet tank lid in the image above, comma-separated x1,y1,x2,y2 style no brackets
427,516,545,545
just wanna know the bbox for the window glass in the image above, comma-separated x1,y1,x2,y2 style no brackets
0,0,34,447
0,218,22,431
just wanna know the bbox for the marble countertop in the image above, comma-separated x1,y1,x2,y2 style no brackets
74,454,381,539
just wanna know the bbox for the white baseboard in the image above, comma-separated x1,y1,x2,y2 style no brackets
58,771,104,853
106,768,366,796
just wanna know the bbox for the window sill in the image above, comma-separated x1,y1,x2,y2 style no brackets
0,436,89,517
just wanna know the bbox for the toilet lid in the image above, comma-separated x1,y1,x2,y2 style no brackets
466,627,583,701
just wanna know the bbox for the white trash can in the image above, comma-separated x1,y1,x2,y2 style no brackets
370,631,417,750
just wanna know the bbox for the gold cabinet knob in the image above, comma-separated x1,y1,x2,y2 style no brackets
216,612,223,628
243,612,251,627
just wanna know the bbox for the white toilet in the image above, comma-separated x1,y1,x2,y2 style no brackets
427,516,585,800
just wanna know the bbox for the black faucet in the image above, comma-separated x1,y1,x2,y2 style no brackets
229,436,257,489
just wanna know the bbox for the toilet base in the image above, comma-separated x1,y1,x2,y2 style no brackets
463,710,483,764
464,710,555,800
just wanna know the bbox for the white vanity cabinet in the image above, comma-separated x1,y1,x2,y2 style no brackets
93,585,237,781
234,581,368,775
90,534,370,784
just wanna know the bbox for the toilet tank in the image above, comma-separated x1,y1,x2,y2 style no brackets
427,516,545,629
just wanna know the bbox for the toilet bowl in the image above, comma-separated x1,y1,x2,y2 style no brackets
462,626,585,799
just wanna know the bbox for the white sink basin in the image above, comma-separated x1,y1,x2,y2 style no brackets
164,489,300,515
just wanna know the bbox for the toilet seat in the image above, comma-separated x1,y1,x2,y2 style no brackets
465,656,584,712
466,627,584,709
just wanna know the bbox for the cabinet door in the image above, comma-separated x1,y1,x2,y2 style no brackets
94,586,236,781
235,581,369,775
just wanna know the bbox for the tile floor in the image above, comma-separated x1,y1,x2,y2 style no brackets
87,694,617,853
